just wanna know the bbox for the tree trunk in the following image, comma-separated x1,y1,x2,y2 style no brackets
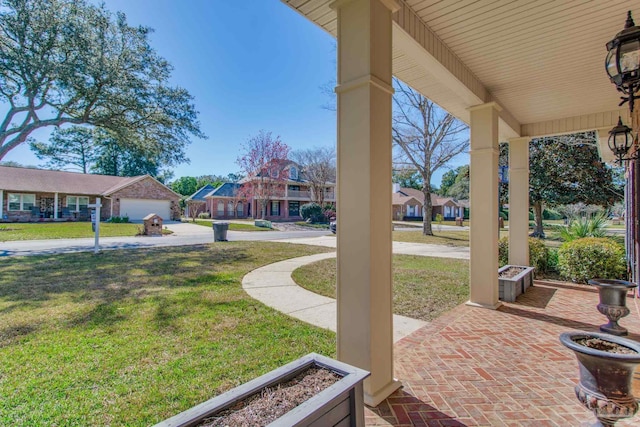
531,200,545,238
422,189,433,236
260,200,267,219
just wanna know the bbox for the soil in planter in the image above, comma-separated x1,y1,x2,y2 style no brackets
499,266,526,279
574,337,638,354
198,367,341,427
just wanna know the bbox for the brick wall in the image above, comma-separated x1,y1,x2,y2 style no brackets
2,192,109,221
110,177,180,220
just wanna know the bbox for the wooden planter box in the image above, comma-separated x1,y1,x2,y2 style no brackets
154,353,370,427
498,265,535,302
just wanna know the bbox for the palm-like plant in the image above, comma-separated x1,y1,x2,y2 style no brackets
560,212,608,242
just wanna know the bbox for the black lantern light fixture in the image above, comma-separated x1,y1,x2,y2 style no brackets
606,11,640,112
608,116,637,163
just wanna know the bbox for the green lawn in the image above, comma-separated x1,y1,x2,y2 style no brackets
0,222,141,242
392,230,471,246
0,242,335,426
292,255,469,321
187,219,272,231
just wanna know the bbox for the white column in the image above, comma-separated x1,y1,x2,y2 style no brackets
0,189,3,218
54,192,59,219
333,0,399,406
508,137,530,266
467,102,501,309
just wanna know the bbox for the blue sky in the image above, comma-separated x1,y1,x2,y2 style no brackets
3,1,467,186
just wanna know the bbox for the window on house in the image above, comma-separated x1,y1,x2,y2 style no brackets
67,196,89,212
8,193,35,211
289,201,300,217
271,201,280,216
217,201,224,217
290,167,298,180
228,201,233,215
270,168,279,178
236,202,243,216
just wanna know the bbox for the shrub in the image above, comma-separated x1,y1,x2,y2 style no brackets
543,208,563,220
499,210,508,220
198,212,211,219
560,213,607,242
107,216,130,223
498,236,550,273
557,237,626,283
529,211,534,220
435,213,444,223
322,206,336,222
301,203,324,223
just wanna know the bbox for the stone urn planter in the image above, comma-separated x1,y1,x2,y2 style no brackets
560,332,640,426
154,353,369,427
588,279,637,336
498,265,535,302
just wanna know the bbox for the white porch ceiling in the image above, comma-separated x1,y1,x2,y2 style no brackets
282,0,636,142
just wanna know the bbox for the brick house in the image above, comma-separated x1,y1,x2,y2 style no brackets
392,185,464,220
205,183,249,219
0,165,180,222
241,161,336,221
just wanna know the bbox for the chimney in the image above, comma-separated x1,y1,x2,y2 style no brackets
392,183,400,193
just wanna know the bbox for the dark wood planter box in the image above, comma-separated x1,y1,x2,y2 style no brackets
498,265,535,302
154,353,370,427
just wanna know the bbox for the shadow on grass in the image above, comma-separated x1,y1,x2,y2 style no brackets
0,245,252,304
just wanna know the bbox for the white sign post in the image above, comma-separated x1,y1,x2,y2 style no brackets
88,198,102,254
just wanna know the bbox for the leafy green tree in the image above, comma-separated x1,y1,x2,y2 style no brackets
170,177,199,196
196,175,225,190
393,168,423,190
445,165,469,200
30,126,95,173
439,168,459,196
0,0,204,160
524,132,618,237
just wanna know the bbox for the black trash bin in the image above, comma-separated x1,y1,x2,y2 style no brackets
213,222,229,241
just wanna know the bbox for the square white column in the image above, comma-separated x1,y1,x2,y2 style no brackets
467,102,501,309
332,0,400,406
508,137,530,266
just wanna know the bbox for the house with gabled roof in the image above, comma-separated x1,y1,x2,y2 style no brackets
184,184,216,218
0,165,180,222
392,184,464,221
239,160,336,220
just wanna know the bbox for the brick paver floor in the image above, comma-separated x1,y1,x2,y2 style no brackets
366,279,640,426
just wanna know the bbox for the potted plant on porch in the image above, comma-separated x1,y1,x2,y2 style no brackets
154,353,369,427
559,331,640,426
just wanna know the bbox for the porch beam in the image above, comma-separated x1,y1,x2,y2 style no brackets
333,0,399,406
54,192,59,220
0,189,3,218
467,102,501,310
508,137,530,266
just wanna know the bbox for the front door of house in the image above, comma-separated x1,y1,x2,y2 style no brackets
40,197,54,218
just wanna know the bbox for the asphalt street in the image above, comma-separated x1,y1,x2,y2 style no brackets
0,222,332,257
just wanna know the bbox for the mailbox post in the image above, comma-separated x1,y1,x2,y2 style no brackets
88,198,102,254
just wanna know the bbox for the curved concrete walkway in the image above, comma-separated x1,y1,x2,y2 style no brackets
242,252,429,342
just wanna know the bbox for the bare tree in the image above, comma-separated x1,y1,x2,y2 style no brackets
291,147,336,207
392,78,469,235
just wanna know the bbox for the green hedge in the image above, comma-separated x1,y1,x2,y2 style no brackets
557,237,626,283
498,236,550,273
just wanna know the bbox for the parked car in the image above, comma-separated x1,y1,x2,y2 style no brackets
330,220,336,234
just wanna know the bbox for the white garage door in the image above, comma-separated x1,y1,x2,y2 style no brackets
120,199,171,221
